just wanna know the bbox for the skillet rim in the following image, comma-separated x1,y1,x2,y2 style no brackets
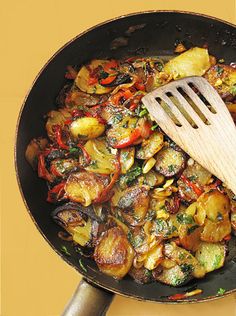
14,9,236,304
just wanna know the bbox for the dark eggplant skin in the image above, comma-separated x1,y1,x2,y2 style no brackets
52,202,104,223
100,73,132,87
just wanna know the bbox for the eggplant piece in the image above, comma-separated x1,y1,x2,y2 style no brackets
117,185,150,222
129,266,153,284
100,73,132,87
177,161,212,202
136,132,164,160
155,146,186,177
94,227,134,279
56,83,73,107
204,64,236,98
25,138,48,169
195,242,226,273
65,171,109,206
52,202,104,223
70,117,105,140
65,89,100,108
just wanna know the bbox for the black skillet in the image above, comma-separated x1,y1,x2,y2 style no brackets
15,10,236,316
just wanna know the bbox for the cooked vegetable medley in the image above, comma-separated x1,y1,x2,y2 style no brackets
26,46,236,286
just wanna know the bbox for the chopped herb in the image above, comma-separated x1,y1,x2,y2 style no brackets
177,213,195,225
168,164,175,173
75,247,83,255
121,151,129,160
139,108,148,117
111,113,123,124
217,212,223,221
127,230,144,248
146,210,156,221
217,288,226,295
151,124,158,131
61,245,71,256
188,175,197,182
120,166,142,185
218,58,225,63
230,85,236,96
69,147,79,153
99,70,109,79
144,269,153,278
216,65,224,76
180,263,193,274
165,225,177,237
155,61,164,71
90,160,98,168
187,225,199,235
179,253,185,260
79,259,87,272
212,254,222,269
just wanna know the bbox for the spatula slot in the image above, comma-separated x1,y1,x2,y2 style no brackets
163,92,199,129
155,96,182,127
187,82,217,114
176,86,211,125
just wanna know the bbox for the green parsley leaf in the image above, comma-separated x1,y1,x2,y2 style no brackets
217,288,226,295
61,245,71,256
79,259,87,272
139,108,148,117
177,213,195,225
151,124,158,131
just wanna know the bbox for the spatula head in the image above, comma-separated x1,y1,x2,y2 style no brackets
142,76,236,194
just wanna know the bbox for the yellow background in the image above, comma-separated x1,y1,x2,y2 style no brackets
1,0,236,315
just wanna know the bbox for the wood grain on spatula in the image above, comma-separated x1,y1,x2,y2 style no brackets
142,76,236,194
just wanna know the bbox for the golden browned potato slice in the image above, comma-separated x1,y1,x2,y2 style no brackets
138,170,165,187
195,242,226,273
155,146,186,177
75,60,113,94
25,138,48,169
65,171,109,206
164,47,211,79
70,117,105,140
196,190,231,242
106,116,139,148
224,188,236,232
120,147,135,174
143,244,164,270
164,242,206,278
154,264,191,286
177,161,212,202
204,64,236,97
46,109,71,140
94,227,134,279
117,185,150,222
178,223,202,252
84,138,116,174
136,132,164,160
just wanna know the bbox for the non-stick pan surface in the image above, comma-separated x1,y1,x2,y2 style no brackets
16,11,236,304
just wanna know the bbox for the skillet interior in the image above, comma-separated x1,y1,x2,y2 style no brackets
16,11,236,302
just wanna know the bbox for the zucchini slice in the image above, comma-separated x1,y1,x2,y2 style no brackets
155,146,186,177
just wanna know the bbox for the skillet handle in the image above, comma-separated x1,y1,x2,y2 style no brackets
62,278,114,316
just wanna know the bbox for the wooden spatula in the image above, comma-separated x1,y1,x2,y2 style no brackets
142,76,236,194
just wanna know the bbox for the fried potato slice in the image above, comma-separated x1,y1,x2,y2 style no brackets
94,227,134,279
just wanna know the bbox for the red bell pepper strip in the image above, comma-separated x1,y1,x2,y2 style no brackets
180,174,203,197
103,60,118,73
54,125,69,150
113,128,141,149
168,289,202,300
134,82,146,91
94,155,121,203
138,119,153,139
224,234,231,241
88,77,98,85
100,75,117,85
38,154,54,182
77,143,91,164
47,181,66,203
